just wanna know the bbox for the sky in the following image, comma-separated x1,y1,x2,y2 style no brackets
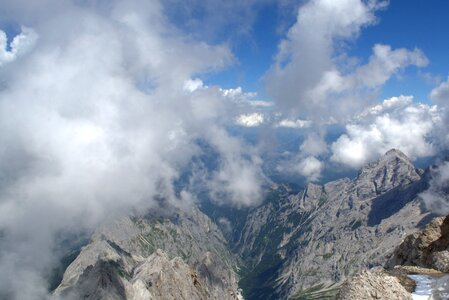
197,0,449,103
0,0,448,299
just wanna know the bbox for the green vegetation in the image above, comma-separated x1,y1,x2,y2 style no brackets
350,219,362,230
292,283,340,300
322,253,333,260
110,260,130,280
239,253,283,300
318,194,328,206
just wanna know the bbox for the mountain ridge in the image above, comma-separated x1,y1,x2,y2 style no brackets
235,148,430,299
53,149,436,299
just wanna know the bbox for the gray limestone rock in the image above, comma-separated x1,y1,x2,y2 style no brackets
387,214,449,272
53,206,241,300
237,149,429,298
337,269,412,300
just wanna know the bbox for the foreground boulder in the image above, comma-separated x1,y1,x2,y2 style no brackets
387,214,449,272
337,268,411,300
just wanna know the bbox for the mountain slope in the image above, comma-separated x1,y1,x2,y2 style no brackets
237,149,431,299
53,206,241,300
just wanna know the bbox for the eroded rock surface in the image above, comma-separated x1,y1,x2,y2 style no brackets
337,269,412,300
387,214,449,272
237,149,429,298
53,206,241,300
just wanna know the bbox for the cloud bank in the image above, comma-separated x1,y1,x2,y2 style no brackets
420,161,449,215
0,0,265,298
331,96,441,168
0,26,37,66
265,0,429,123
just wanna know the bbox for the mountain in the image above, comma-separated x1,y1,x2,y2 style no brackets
52,149,436,299
52,206,242,300
235,149,431,299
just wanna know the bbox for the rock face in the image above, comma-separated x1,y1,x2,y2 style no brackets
53,206,241,300
336,269,412,300
387,214,449,272
237,149,430,299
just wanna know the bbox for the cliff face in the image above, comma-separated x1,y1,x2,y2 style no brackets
237,149,430,299
53,206,241,300
337,212,449,300
387,214,449,272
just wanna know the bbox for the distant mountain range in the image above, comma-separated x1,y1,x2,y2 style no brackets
51,149,443,299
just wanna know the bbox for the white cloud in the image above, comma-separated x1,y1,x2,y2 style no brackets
275,127,326,182
420,161,449,215
276,118,311,128
300,132,328,156
265,0,427,123
297,156,324,182
331,96,440,168
220,86,258,100
278,155,324,182
0,26,37,66
183,78,205,92
235,112,265,127
248,100,274,107
205,127,264,207
430,77,449,146
352,44,428,88
359,95,413,116
0,1,264,298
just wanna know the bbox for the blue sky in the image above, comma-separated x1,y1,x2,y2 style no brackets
198,0,449,104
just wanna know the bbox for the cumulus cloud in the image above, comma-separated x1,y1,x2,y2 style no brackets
0,26,37,66
275,132,327,181
0,0,265,298
277,155,324,182
183,78,205,93
430,77,449,146
331,96,440,168
297,156,324,182
265,0,427,123
352,44,428,88
420,161,449,215
275,118,311,129
235,112,265,127
300,132,328,156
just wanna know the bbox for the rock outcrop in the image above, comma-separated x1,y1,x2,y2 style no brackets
341,211,449,300
53,206,241,300
336,268,412,300
387,214,449,272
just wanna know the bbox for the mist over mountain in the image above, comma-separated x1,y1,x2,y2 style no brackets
0,0,449,299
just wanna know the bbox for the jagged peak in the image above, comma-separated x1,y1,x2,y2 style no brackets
359,149,414,174
355,148,421,194
305,182,322,191
383,148,412,162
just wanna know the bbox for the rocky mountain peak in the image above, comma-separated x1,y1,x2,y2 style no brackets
356,149,421,196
